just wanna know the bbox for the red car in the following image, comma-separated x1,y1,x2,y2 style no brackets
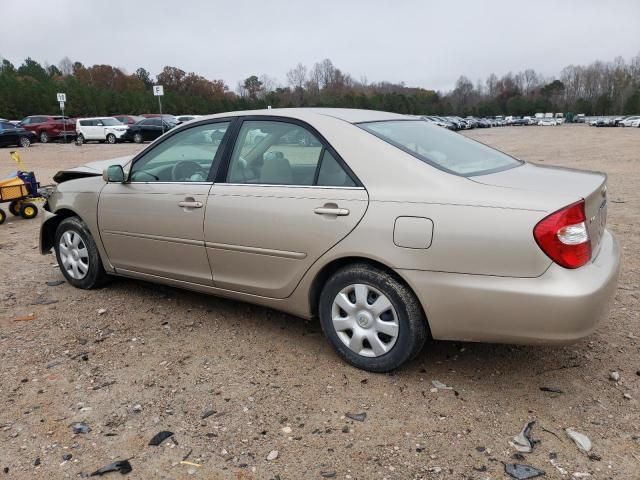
114,115,145,126
19,115,77,143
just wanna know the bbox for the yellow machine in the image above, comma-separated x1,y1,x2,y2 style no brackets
0,151,41,224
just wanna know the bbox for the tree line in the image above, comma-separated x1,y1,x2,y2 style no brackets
0,53,639,119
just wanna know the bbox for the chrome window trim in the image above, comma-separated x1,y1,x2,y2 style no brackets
218,183,365,190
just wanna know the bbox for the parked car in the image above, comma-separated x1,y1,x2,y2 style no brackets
76,117,129,144
0,121,37,147
121,117,178,143
19,115,76,143
631,119,640,127
175,115,202,123
40,108,619,372
619,116,640,127
114,115,145,126
538,118,558,126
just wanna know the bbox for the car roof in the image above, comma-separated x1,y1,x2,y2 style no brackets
201,108,410,124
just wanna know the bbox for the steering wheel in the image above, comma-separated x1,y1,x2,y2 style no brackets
171,160,206,181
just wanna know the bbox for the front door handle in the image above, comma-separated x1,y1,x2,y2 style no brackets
314,207,349,216
178,200,203,208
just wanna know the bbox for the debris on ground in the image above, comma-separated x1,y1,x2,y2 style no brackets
431,380,453,390
320,471,337,478
90,460,133,476
504,463,545,479
623,393,632,400
12,313,37,322
565,428,592,452
510,421,536,453
97,308,107,315
201,409,215,419
539,386,563,394
71,422,91,434
609,371,620,382
46,280,65,286
345,412,366,422
148,431,174,446
266,450,279,461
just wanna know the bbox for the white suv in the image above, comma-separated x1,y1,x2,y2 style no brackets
76,117,128,144
619,116,640,127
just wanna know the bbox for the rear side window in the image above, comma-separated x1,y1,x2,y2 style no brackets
317,150,356,187
79,120,91,126
359,120,522,176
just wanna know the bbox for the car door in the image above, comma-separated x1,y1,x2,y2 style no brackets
144,119,163,141
0,122,15,146
98,120,232,284
205,118,369,298
93,119,106,140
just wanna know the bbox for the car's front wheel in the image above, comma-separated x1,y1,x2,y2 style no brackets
106,133,116,144
54,217,108,289
319,264,427,372
19,136,31,148
39,131,49,143
133,133,143,143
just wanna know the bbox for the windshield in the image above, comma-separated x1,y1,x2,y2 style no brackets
359,120,522,176
101,118,122,126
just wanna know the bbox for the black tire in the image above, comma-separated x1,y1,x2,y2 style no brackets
0,208,5,225
19,136,31,148
106,133,116,144
54,217,108,289
9,201,20,216
20,202,38,219
39,131,49,143
133,132,143,144
319,263,428,372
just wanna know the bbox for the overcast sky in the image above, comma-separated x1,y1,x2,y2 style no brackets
1,0,639,91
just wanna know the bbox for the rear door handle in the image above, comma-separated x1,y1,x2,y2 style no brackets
314,207,349,216
178,201,203,208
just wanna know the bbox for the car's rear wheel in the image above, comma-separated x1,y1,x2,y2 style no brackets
106,133,116,144
76,134,84,145
19,136,31,148
319,264,427,372
133,133,143,143
54,217,108,289
39,131,49,143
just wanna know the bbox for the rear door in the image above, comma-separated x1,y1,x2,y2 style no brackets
205,117,368,298
143,119,164,141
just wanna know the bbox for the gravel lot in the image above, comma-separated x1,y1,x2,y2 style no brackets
1,125,638,479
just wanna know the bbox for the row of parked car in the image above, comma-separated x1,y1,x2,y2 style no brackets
0,114,202,148
421,114,571,130
588,115,640,127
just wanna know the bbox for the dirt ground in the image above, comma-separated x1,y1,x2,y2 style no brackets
0,125,638,479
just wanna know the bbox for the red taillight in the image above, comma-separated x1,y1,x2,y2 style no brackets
533,199,591,269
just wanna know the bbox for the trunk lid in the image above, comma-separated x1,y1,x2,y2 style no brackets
471,162,608,255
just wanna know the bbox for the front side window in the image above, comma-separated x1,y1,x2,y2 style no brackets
359,120,521,176
226,120,354,187
129,122,230,182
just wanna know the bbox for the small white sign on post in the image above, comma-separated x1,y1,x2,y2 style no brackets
153,85,164,96
57,93,66,103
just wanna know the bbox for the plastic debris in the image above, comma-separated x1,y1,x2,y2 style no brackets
71,422,91,434
431,380,453,390
179,461,201,467
90,460,132,476
565,428,592,452
97,308,107,315
609,371,620,382
345,412,366,422
539,386,563,394
550,458,568,476
266,450,279,461
504,463,545,479
148,431,174,446
13,314,37,322
46,280,65,286
320,471,337,478
510,421,536,453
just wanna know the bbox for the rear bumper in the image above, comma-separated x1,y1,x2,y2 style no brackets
398,229,620,344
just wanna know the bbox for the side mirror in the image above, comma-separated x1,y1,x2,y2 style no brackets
103,165,125,183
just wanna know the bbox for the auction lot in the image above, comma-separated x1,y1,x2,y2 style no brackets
0,125,638,478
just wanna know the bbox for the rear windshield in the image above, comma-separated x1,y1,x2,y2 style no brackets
358,120,521,176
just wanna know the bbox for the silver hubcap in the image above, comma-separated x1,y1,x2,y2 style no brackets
59,230,89,279
331,284,399,357
20,137,30,147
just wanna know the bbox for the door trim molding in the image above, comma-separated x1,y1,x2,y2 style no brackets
102,230,203,246
205,241,307,259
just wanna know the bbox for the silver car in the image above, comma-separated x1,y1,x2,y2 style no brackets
40,108,620,371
